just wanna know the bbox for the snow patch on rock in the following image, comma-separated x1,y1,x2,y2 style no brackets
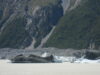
69,0,81,10
32,6,41,16
38,26,56,48
25,38,36,49
62,0,70,14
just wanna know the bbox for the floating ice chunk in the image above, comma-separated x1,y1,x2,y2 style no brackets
53,55,100,64
41,52,49,57
75,59,100,64
54,56,76,63
0,60,11,64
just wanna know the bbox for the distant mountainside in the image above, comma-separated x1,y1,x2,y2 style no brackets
0,0,100,50
0,0,63,49
45,0,100,50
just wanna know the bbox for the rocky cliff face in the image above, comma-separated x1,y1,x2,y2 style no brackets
0,0,64,49
62,0,81,13
1,0,99,50
26,3,63,48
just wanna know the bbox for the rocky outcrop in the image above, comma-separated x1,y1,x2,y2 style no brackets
84,51,100,60
11,54,54,63
26,3,63,48
62,0,81,14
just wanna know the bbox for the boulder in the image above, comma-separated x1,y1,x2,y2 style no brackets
84,51,100,60
11,54,54,63
11,54,27,63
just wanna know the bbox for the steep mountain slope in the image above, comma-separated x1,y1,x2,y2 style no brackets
1,0,100,50
0,0,63,49
45,0,100,49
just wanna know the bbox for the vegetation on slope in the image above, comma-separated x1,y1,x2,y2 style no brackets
0,16,32,48
45,0,100,49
